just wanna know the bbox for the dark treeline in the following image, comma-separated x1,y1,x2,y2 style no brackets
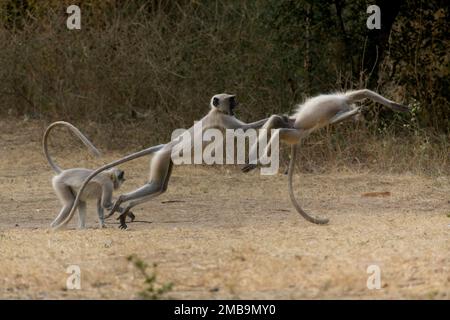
0,0,448,173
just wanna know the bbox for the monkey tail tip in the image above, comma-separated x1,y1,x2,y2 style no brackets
292,206,330,225
289,191,330,225
312,217,330,225
300,213,330,225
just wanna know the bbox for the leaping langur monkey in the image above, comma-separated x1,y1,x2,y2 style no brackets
242,89,410,224
52,94,284,230
44,121,134,229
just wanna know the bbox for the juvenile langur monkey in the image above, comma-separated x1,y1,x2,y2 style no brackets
53,94,279,230
44,121,134,229
243,89,410,224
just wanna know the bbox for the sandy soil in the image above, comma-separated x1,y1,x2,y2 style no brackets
0,119,449,299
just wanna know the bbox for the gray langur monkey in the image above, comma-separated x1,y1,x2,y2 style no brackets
52,93,281,230
242,89,411,224
43,121,134,229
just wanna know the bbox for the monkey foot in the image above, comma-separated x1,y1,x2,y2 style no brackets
117,213,128,229
118,224,127,230
128,212,136,222
241,164,257,173
118,221,128,230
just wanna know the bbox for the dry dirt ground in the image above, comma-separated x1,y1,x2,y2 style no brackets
0,119,449,299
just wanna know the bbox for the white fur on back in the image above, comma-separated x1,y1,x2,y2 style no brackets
294,92,347,116
295,92,347,114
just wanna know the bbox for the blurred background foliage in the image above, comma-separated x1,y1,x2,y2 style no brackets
0,0,448,173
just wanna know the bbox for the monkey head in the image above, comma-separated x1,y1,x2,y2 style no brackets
108,168,126,189
210,93,238,116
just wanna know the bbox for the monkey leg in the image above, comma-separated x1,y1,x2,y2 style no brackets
245,115,295,171
108,149,174,229
77,201,87,229
97,199,106,228
117,160,174,229
50,183,76,228
263,114,292,130
50,201,75,228
104,205,135,221
329,107,361,125
126,212,136,222
243,128,303,173
116,188,164,230
114,185,167,229
248,115,291,156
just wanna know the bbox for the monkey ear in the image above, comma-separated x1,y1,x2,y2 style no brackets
212,97,219,107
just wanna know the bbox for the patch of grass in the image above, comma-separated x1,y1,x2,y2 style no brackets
427,290,440,299
127,254,173,300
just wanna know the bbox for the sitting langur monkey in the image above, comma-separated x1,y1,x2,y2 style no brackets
44,121,135,229
242,89,410,224
52,94,285,230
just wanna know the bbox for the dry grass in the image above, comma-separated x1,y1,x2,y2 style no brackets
0,119,449,299
2,0,447,138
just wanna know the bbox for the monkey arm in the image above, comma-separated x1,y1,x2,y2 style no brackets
100,181,115,210
239,114,292,130
100,184,131,214
101,183,133,226
104,198,125,218
221,117,268,130
241,118,269,129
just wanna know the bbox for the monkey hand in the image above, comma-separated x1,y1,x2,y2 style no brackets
281,115,290,123
105,199,123,219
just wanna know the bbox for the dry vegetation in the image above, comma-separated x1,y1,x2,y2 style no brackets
0,0,448,300
0,119,448,299
0,0,447,173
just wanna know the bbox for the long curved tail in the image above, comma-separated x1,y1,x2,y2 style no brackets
288,144,329,225
345,89,410,113
52,143,165,230
43,121,101,174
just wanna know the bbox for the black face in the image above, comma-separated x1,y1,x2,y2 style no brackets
229,96,238,115
118,170,125,181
